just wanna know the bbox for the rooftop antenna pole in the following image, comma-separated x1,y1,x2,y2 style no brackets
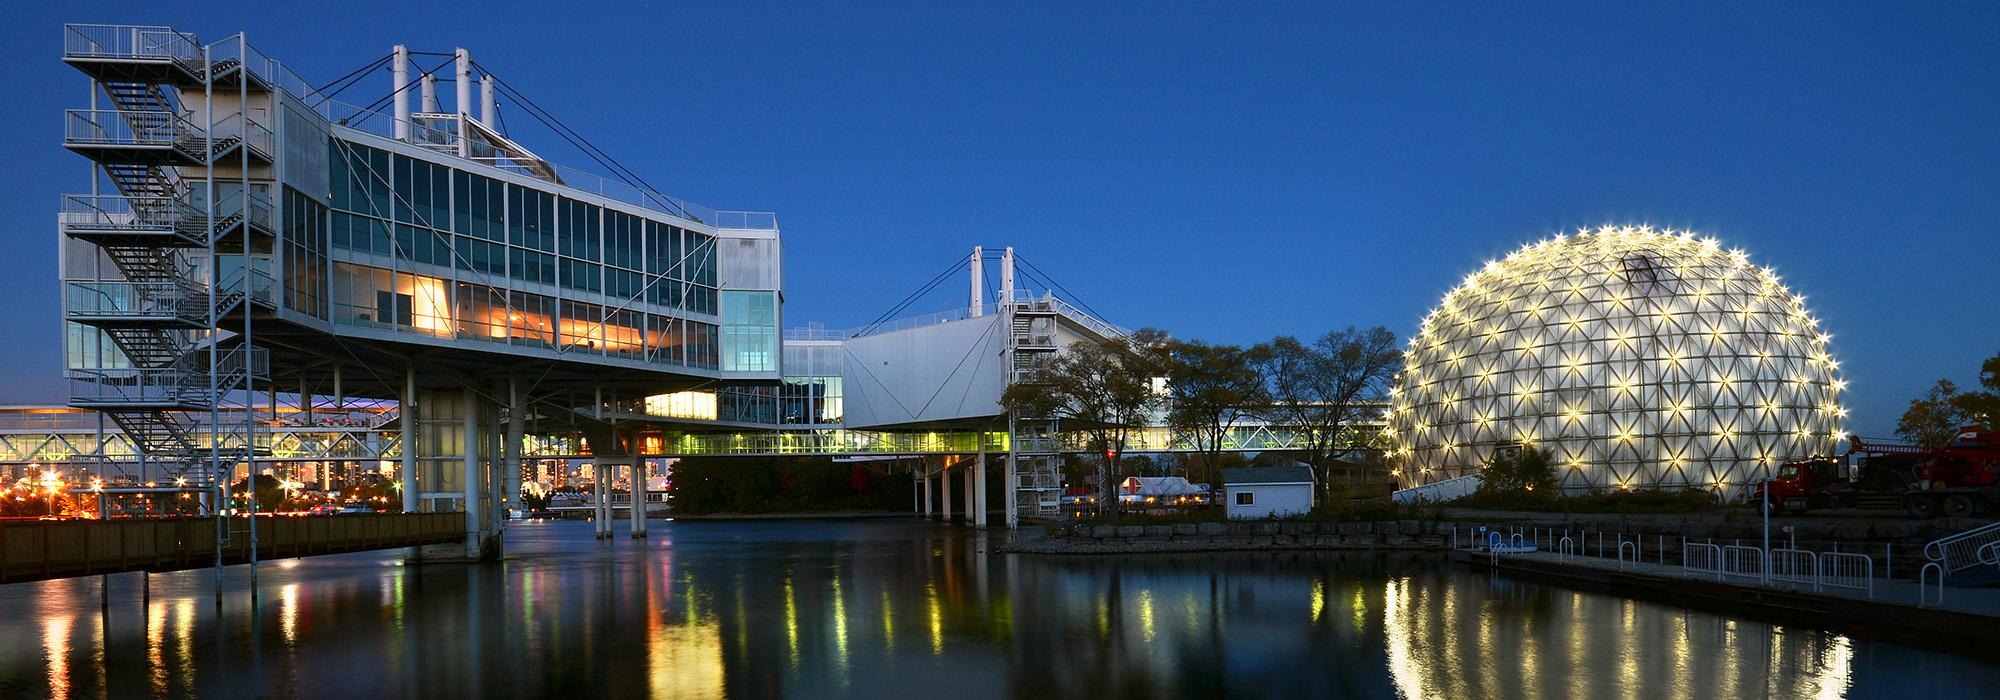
392,45,410,141
969,246,984,317
455,48,472,157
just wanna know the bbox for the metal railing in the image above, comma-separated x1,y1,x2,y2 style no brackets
1682,542,1725,580
1770,548,1818,588
1820,552,1875,597
59,195,197,234
1722,545,1765,580
207,112,275,159
68,367,205,407
1926,521,2000,576
65,281,206,323
191,187,276,233
65,109,193,148
63,24,201,63
1392,472,1483,504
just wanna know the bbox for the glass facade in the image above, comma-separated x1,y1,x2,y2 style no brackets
322,139,747,370
720,291,777,372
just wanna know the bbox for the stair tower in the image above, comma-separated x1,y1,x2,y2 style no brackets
60,25,277,489
999,247,1064,521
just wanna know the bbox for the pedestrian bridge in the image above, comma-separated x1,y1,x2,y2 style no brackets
0,406,1384,466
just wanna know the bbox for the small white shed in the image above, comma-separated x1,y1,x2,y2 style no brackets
1223,466,1315,519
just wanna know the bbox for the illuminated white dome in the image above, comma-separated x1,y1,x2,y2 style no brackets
1390,225,1845,496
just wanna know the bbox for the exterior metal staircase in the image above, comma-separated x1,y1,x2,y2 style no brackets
1006,292,1065,518
60,28,272,485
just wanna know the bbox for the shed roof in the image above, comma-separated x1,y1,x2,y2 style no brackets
1222,466,1314,485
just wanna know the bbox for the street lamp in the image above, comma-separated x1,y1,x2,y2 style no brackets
1761,476,1772,585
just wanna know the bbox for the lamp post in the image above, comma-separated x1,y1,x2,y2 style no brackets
1761,477,1771,585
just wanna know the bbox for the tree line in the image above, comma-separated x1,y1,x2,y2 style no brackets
1897,351,1999,448
999,326,1400,508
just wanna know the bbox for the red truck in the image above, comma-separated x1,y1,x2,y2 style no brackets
1752,426,2000,518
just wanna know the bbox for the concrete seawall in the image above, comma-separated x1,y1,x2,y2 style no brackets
1008,520,1450,554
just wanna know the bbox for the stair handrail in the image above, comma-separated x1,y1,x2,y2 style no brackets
1922,520,2000,575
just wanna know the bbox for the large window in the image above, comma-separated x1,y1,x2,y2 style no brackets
720,291,777,372
324,136,747,370
281,187,329,319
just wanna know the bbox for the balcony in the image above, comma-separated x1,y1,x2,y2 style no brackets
61,24,202,84
68,366,209,410
59,195,203,247
65,281,208,328
65,109,271,166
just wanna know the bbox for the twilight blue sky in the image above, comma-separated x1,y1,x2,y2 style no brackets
2,2,1996,435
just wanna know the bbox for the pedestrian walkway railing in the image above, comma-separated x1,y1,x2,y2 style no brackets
1723,545,1765,580
1926,521,2000,576
1464,523,1890,601
1684,542,1725,580
1770,548,1818,589
1820,552,1875,598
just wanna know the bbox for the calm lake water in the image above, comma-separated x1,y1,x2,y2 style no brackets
0,518,1995,699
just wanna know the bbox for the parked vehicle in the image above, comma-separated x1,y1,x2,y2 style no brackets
1752,426,2000,518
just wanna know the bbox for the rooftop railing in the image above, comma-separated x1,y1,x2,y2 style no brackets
63,24,201,63
315,101,776,231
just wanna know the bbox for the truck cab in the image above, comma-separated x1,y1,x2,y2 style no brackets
1753,458,1840,515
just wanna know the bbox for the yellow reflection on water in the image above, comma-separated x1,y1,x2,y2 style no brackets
1138,589,1156,644
926,581,943,655
280,583,301,646
831,574,849,683
784,572,800,669
1311,580,1324,623
880,589,894,654
43,615,70,700
147,601,167,696
645,606,724,698
1381,578,1427,700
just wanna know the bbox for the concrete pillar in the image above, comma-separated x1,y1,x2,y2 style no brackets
962,459,976,525
401,367,417,513
479,75,495,125
922,463,933,518
454,48,472,157
629,448,648,538
941,460,952,522
420,73,438,113
969,246,984,317
504,378,524,513
391,45,409,141
1005,417,1019,529
1000,247,1015,302
463,389,482,559
974,440,988,529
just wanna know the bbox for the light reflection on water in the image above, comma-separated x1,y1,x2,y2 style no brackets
0,519,1993,698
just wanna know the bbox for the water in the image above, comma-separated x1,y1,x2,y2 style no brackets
0,519,1995,699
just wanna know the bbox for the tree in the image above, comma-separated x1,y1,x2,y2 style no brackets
1001,329,1170,511
1899,352,2000,448
1247,326,1400,503
1478,447,1558,495
230,474,287,513
1164,340,1265,486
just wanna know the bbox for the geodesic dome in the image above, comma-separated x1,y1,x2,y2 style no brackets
1389,225,1845,497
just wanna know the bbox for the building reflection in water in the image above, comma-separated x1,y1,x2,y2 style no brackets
0,521,1980,698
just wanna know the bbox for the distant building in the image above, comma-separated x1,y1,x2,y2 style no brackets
1116,476,1205,506
1222,466,1314,519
